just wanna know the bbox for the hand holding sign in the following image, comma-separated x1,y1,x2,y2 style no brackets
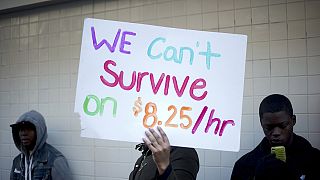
143,126,171,175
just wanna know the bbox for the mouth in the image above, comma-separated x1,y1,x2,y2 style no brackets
20,138,31,144
270,139,283,145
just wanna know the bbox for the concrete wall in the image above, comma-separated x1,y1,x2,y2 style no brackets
0,0,319,179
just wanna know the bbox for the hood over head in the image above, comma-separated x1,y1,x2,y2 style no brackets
11,110,47,155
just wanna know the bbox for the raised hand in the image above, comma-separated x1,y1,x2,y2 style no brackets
143,126,171,175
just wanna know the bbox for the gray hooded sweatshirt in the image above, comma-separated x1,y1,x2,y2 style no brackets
10,110,72,180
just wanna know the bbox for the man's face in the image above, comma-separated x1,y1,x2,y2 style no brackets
19,125,36,151
260,111,296,147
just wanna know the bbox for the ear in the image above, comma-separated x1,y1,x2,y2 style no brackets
292,115,296,126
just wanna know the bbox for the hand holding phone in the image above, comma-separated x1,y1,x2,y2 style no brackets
255,151,299,179
271,146,286,162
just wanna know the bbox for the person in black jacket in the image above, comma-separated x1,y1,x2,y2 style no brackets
129,126,199,180
231,94,320,180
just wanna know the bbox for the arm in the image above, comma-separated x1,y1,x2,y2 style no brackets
10,161,15,180
51,156,73,180
161,147,199,180
306,147,320,180
231,155,256,180
143,127,199,180
231,160,243,180
10,156,21,180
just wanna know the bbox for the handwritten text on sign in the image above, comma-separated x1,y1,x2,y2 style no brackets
74,18,247,151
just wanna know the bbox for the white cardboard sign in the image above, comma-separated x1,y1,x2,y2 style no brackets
75,18,247,151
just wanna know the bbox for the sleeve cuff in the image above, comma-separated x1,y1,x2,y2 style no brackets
158,164,172,180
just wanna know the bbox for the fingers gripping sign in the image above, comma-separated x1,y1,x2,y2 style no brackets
143,126,171,175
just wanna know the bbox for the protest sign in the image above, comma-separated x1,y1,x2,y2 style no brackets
75,18,247,151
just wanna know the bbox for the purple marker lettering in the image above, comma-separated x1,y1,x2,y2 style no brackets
173,76,189,97
120,31,136,54
219,120,235,136
136,72,149,92
119,70,136,90
192,106,208,134
100,60,118,87
150,73,165,94
91,26,121,52
189,78,207,101
164,75,170,95
204,109,221,134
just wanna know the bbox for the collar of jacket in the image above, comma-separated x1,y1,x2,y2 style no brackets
30,144,49,169
259,133,312,155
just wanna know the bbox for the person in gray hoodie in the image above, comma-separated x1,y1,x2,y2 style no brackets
10,110,72,180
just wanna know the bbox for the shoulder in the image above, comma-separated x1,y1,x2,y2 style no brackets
231,146,264,180
293,134,320,154
234,150,254,167
12,154,21,161
172,146,197,153
12,154,22,165
234,141,266,169
169,147,200,178
312,146,320,154
171,147,198,159
42,143,68,163
45,144,64,156
170,147,199,169
304,139,320,158
294,134,312,147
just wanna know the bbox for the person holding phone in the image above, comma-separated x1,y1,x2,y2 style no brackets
231,94,320,180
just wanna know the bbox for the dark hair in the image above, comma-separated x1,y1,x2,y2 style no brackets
259,94,293,119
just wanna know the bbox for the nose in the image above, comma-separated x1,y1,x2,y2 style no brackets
19,128,28,135
271,127,281,137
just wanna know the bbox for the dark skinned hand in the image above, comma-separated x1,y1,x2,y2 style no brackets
143,126,171,175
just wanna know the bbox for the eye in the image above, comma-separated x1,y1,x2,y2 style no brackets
279,122,289,129
264,126,273,131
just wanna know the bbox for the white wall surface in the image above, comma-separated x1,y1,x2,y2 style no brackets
0,0,319,179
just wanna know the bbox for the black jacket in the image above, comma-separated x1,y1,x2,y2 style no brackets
231,134,319,180
129,145,199,180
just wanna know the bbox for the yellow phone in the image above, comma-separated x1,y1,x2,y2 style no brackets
271,146,286,162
